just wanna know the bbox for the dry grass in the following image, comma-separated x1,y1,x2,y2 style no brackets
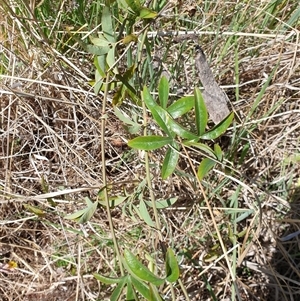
1,0,300,300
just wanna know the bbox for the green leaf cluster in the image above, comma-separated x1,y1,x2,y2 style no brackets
94,248,179,301
124,0,158,19
89,6,117,95
128,77,234,179
120,179,178,227
89,2,157,97
64,197,98,224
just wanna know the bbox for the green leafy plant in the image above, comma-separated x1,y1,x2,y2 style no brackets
94,248,179,301
86,2,235,300
89,1,158,97
128,78,234,179
112,178,178,227
64,196,98,224
87,4,233,299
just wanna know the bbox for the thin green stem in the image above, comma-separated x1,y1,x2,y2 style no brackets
142,97,161,232
137,29,161,232
101,74,124,276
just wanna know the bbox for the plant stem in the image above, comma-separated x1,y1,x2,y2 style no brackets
101,73,124,276
142,97,161,232
138,29,162,232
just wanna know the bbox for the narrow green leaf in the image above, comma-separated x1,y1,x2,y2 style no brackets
78,199,98,224
138,200,155,227
200,112,234,140
151,106,174,137
194,87,208,135
102,6,115,43
143,86,173,136
183,141,217,159
143,85,157,109
132,204,142,220
130,275,151,300
144,86,198,140
144,197,178,209
127,203,138,222
111,277,127,301
115,73,137,97
125,0,141,14
112,84,126,106
86,43,110,55
197,158,216,180
93,273,125,284
125,278,135,300
286,6,300,28
238,143,250,165
93,55,106,95
114,107,136,125
248,64,278,119
139,7,158,19
90,36,111,47
149,283,163,301
122,64,137,81
107,46,116,70
234,209,255,223
166,116,198,140
64,208,87,221
123,249,164,286
93,71,102,95
64,197,98,224
98,195,128,208
23,204,45,217
128,136,172,151
85,197,94,207
214,144,223,161
161,144,179,179
149,103,197,139
165,248,180,282
158,76,169,109
94,55,106,78
167,95,194,119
